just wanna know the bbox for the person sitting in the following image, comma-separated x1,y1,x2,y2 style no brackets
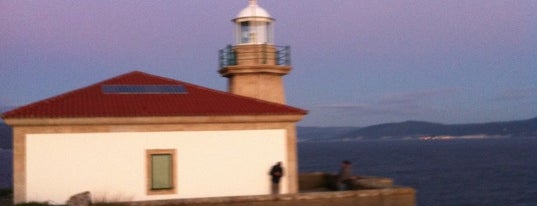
337,160,354,190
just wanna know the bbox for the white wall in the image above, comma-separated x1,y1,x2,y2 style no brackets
26,129,287,204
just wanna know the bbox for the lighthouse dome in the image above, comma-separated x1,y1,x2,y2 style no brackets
235,0,272,19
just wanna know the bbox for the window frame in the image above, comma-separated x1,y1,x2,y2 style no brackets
146,149,177,195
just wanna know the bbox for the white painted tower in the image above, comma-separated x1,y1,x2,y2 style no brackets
219,0,292,104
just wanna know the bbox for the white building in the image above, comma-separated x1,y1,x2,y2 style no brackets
3,1,306,204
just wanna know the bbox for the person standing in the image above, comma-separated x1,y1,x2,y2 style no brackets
269,162,284,194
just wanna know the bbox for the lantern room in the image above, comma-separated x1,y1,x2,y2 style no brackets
233,0,274,45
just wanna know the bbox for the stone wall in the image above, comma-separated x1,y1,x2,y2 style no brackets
126,188,415,206
299,172,396,191
99,173,416,206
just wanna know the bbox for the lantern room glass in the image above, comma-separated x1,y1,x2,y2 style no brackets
236,20,273,45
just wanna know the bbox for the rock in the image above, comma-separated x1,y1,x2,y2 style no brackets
66,191,92,206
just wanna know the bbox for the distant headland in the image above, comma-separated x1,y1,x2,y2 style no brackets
297,117,537,142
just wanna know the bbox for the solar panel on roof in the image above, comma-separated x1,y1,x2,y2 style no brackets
102,85,187,94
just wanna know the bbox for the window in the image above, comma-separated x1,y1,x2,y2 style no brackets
266,22,273,43
241,21,250,43
146,149,177,195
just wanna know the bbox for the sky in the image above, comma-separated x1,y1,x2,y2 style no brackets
1,0,536,127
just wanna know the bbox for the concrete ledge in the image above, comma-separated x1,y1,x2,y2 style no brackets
356,178,394,189
128,187,416,206
121,172,416,206
299,172,395,191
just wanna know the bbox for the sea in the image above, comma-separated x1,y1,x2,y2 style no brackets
1,137,537,206
298,137,537,206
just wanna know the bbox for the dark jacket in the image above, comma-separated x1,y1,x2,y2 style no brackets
270,164,284,183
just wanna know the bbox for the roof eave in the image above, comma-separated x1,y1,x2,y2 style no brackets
3,114,306,127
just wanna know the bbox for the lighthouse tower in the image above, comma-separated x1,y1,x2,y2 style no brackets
219,0,292,104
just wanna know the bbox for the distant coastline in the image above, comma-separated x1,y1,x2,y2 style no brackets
297,117,537,142
297,134,534,143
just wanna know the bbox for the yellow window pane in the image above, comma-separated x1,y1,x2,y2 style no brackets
151,154,172,189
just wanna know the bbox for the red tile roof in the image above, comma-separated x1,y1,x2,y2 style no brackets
2,71,307,118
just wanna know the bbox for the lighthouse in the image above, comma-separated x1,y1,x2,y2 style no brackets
219,0,292,104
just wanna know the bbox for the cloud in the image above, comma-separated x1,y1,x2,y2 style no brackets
318,89,456,110
491,88,537,101
310,89,457,125
304,102,448,127
379,89,458,105
325,103,442,116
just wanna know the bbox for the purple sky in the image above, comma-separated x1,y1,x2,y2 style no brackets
1,0,536,127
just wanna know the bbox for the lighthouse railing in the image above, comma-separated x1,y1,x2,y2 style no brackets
219,44,291,68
